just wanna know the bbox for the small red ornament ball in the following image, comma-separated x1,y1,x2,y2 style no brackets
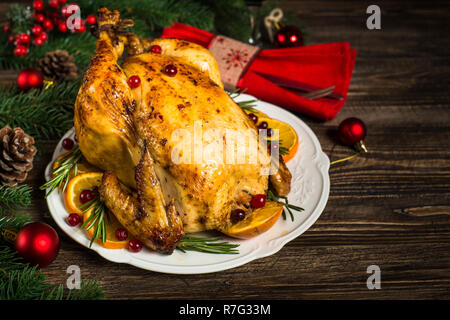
164,64,177,76
338,117,367,146
35,13,45,23
14,45,29,57
43,19,54,31
67,213,81,226
274,25,304,48
86,15,96,25
32,25,44,36
128,75,141,88
17,68,43,91
251,194,266,209
3,24,10,33
15,222,60,268
33,0,44,12
128,239,143,252
150,45,162,54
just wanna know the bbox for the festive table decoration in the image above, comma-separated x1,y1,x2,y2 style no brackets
330,117,368,165
0,126,37,184
16,67,43,91
38,49,78,80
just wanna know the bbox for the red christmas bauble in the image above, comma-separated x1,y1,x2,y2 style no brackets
338,117,367,146
33,0,44,12
15,222,60,268
17,68,44,91
274,25,304,48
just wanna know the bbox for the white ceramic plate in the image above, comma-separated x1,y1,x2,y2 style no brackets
45,94,330,274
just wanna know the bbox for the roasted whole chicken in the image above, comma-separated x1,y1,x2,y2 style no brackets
74,8,291,253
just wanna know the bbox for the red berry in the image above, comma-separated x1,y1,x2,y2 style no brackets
127,75,141,88
115,228,128,241
59,0,67,4
39,32,48,41
3,24,10,33
164,64,177,76
49,0,59,8
14,46,28,57
33,36,45,46
230,209,246,224
74,20,86,33
62,138,74,150
43,19,54,31
257,121,268,130
33,0,44,11
150,45,162,54
32,25,44,35
247,113,258,124
128,239,143,252
67,213,81,226
266,128,274,137
251,194,266,209
35,13,45,23
18,33,31,45
86,15,96,25
58,21,68,32
8,36,14,43
79,189,96,204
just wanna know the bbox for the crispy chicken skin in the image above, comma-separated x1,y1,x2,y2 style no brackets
75,8,291,252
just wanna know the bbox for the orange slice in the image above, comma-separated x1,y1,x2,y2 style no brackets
223,201,283,239
64,172,103,215
263,118,299,163
83,209,129,249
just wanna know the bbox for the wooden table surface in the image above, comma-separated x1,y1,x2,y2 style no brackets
1,1,449,299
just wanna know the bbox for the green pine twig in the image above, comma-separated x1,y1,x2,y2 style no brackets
0,184,32,215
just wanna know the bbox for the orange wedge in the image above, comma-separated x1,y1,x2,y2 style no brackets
223,201,283,239
64,172,103,215
83,209,129,249
263,118,299,163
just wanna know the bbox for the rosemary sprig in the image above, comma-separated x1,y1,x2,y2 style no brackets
80,196,109,248
266,189,304,221
177,235,240,254
229,88,258,113
40,146,82,197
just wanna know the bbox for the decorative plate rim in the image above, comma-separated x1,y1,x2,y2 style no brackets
45,94,330,274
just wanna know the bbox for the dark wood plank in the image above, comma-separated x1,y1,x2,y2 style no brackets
1,0,450,299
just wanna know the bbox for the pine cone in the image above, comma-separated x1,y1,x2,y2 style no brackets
0,126,37,184
38,50,78,81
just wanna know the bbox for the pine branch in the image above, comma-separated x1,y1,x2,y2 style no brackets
0,81,79,140
0,184,32,215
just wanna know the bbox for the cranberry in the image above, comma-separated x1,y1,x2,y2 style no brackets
86,15,97,25
33,0,44,11
67,213,81,226
266,128,274,137
230,209,246,224
14,46,28,57
164,64,177,77
128,239,143,252
62,138,74,150
59,0,67,4
3,24,10,33
43,19,54,31
251,194,266,209
150,45,162,54
58,22,68,32
128,75,141,88
39,32,48,41
115,228,128,241
18,33,31,45
257,121,268,130
79,189,96,204
49,0,59,8
247,113,258,124
33,36,45,46
35,14,45,23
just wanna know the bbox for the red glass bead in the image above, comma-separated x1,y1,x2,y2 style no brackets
128,239,143,252
67,213,81,226
164,64,177,76
33,0,44,11
62,138,74,150
150,45,162,54
86,15,96,25
230,209,246,224
128,75,141,88
115,228,128,241
251,194,266,209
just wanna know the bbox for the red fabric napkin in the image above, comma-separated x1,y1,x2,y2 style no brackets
162,23,356,121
